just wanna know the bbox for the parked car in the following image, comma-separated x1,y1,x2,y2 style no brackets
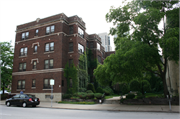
0,90,10,94
5,94,40,107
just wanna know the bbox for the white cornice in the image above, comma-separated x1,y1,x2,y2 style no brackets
12,68,63,76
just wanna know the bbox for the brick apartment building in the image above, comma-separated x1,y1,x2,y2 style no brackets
11,13,114,101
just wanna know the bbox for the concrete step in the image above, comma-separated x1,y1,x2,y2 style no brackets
103,100,120,104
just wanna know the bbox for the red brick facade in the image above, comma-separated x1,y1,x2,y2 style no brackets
12,13,114,101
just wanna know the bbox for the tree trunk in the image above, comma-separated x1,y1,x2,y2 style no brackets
161,73,169,97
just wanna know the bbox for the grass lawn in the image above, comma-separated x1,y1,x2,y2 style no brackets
144,93,164,98
58,101,96,104
105,95,120,99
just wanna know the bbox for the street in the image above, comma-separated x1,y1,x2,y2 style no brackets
0,105,179,119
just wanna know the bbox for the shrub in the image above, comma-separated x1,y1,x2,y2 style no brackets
1,94,8,100
62,94,72,99
86,93,94,99
119,82,129,94
87,83,96,93
96,87,104,93
129,79,141,91
79,88,87,92
94,93,103,99
86,90,93,93
103,87,114,95
141,80,151,92
77,92,87,99
126,93,135,99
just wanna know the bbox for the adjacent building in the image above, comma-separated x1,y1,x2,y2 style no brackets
98,32,112,52
11,13,113,101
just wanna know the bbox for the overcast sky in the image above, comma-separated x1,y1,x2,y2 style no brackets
0,0,132,51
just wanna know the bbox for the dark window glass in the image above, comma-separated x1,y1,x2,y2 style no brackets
43,79,53,89
44,59,53,69
17,80,25,89
69,42,73,52
62,80,64,87
32,79,36,87
19,63,26,71
34,45,37,52
86,42,88,48
69,26,73,34
90,42,93,48
20,47,28,56
78,43,84,54
45,42,54,52
98,55,102,63
33,61,37,69
70,79,72,87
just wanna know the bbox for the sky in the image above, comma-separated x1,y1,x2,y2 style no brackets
0,0,132,51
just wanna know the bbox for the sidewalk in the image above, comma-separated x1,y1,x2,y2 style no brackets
1,100,179,113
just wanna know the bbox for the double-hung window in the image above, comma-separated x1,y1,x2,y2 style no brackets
78,27,84,38
35,29,38,36
78,43,84,54
46,25,55,34
17,80,25,89
98,55,102,63
69,26,73,34
33,61,37,69
32,79,36,87
44,79,53,89
45,42,54,52
22,32,29,40
20,47,28,56
97,43,100,50
19,63,26,71
44,59,53,69
69,42,73,52
34,45,37,52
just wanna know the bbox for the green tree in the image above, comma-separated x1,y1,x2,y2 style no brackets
0,41,14,94
94,0,179,97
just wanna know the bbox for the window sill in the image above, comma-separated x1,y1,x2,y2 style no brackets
68,51,74,54
19,55,27,58
16,89,25,91
44,51,54,54
34,36,38,38
31,87,36,89
33,52,37,54
32,69,37,70
43,89,52,90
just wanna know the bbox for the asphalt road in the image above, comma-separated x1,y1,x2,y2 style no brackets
0,105,179,119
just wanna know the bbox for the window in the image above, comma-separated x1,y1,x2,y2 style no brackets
13,94,20,99
62,80,64,87
98,55,102,63
97,43,100,50
79,60,84,69
20,47,28,56
108,36,110,45
69,42,73,52
86,42,88,48
32,79,36,87
17,80,25,89
22,32,29,40
69,26,73,34
33,61,37,69
69,59,73,67
46,25,55,34
44,59,53,69
34,45,37,52
70,79,72,87
45,42,54,52
44,79,53,89
35,29,38,36
19,63,26,71
90,42,93,48
78,43,84,54
78,27,84,38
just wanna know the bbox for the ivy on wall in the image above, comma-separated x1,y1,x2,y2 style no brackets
63,63,78,94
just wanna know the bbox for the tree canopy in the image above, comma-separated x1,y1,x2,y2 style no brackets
94,0,179,97
0,41,14,94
